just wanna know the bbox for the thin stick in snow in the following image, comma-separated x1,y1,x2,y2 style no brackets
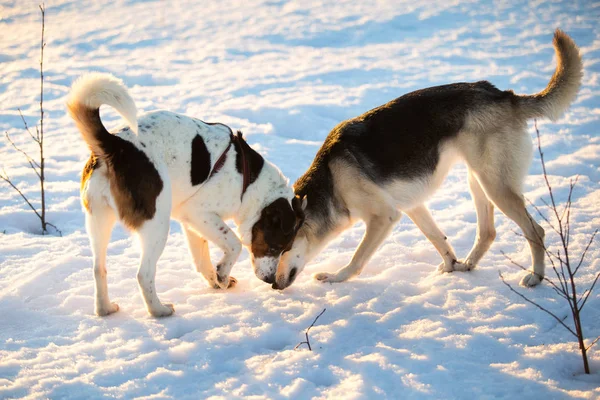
295,308,326,351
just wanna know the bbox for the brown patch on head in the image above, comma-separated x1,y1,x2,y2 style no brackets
251,197,305,258
250,226,269,258
81,154,101,212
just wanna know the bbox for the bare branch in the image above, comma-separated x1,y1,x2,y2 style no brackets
39,3,45,147
38,3,47,231
554,249,569,288
499,272,577,337
501,250,569,302
508,121,596,374
5,132,41,176
539,196,552,211
578,271,600,312
3,3,56,235
521,210,564,289
552,264,570,300
506,220,565,290
561,176,578,221
295,308,326,351
586,336,600,352
574,230,598,275
547,282,570,301
44,221,62,237
534,120,562,227
17,109,40,143
501,250,527,270
526,197,560,235
563,177,578,248
0,169,42,219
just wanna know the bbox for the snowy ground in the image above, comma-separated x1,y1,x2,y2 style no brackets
1,0,600,398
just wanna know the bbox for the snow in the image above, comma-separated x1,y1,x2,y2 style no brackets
1,0,600,398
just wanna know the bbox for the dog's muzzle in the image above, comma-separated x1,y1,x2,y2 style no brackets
252,256,279,284
271,267,297,290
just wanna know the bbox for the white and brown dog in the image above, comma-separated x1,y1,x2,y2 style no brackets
272,30,582,290
68,73,304,317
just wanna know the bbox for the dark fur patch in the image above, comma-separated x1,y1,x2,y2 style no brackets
251,228,269,258
251,197,304,258
104,137,163,229
190,134,211,185
82,108,163,229
294,81,515,234
232,131,264,188
81,154,101,212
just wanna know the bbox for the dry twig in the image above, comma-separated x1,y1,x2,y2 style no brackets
295,308,326,351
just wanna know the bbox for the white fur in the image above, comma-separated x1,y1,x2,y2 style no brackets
74,74,294,317
69,73,138,134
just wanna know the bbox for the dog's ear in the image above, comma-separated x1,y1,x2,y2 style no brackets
264,205,281,228
264,199,297,234
292,195,307,212
291,195,306,230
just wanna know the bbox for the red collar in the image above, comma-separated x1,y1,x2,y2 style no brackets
208,132,250,200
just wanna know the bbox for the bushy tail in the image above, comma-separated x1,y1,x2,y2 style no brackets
67,73,138,156
518,29,583,121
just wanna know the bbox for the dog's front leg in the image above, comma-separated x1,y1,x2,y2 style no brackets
314,210,401,283
405,205,469,272
186,213,241,289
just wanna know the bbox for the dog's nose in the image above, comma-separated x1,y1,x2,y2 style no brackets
263,273,276,284
272,281,283,290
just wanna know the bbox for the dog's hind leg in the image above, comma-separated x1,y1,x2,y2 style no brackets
405,205,467,272
183,225,222,289
182,213,240,289
475,173,545,287
136,192,175,317
314,209,401,283
86,205,118,316
461,170,496,269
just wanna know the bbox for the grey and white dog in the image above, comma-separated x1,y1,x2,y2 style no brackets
267,30,582,290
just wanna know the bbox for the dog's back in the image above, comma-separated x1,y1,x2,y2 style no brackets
278,29,583,290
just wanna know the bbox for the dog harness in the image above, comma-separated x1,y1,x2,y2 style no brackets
208,131,251,200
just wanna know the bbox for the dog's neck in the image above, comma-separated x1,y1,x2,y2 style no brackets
299,201,350,265
293,167,351,264
234,161,293,246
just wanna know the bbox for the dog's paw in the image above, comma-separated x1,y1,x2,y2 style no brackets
439,260,474,273
96,302,119,317
313,272,344,283
212,274,236,290
438,262,454,273
454,260,474,272
149,303,175,318
520,273,543,287
227,276,238,289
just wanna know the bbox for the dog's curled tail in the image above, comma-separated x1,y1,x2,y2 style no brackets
67,73,138,155
518,29,583,121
